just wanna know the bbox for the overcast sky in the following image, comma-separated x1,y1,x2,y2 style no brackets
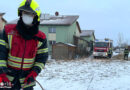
0,0,130,46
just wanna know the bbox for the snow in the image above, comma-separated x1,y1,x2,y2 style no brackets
113,51,119,56
34,58,130,90
66,43,76,47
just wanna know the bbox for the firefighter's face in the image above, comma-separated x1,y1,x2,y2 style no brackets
22,11,35,26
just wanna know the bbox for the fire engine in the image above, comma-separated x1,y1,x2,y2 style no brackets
93,39,113,58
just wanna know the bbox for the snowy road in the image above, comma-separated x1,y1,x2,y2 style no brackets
34,58,130,90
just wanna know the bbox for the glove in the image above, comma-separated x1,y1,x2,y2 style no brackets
0,73,10,83
24,71,37,84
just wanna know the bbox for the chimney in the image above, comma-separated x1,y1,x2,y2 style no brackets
55,11,59,16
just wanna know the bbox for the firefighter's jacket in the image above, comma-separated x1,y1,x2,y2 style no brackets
124,49,129,55
108,48,112,54
0,24,48,88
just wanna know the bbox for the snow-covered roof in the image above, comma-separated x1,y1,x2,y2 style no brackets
66,43,76,47
54,42,76,47
80,30,95,37
40,15,79,25
7,19,18,24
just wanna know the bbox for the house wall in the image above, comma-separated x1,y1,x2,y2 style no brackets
75,24,80,36
56,26,69,43
68,22,80,44
82,35,95,42
39,25,70,53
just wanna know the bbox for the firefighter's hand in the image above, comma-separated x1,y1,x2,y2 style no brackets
0,73,10,83
24,71,37,84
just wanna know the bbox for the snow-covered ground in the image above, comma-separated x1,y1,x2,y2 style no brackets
34,57,130,90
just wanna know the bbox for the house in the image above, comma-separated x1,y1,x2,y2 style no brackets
7,13,81,54
80,30,95,53
40,13,81,53
0,13,7,30
80,30,95,42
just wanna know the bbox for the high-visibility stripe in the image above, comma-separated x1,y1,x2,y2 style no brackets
8,59,34,69
8,60,21,68
34,62,44,70
38,41,42,48
8,53,35,69
0,60,7,67
8,55,22,63
0,40,6,46
20,78,25,83
0,39,8,48
8,35,12,49
23,63,33,68
9,59,32,65
6,75,14,82
37,48,48,54
21,82,35,88
8,54,35,63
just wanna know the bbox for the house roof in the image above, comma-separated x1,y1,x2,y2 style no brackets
0,13,5,16
0,13,7,23
40,15,79,25
8,14,79,26
1,18,7,23
80,30,95,37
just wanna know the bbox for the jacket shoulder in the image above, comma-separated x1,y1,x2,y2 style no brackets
36,30,46,39
4,24,17,34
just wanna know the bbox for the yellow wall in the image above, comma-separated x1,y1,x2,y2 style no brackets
48,33,56,40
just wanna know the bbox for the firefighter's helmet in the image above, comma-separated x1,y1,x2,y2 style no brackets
18,0,41,21
125,46,128,49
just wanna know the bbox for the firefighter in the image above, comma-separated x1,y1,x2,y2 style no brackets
108,48,112,58
124,47,129,60
0,0,48,90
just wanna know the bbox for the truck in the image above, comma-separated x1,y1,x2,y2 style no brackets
93,39,113,58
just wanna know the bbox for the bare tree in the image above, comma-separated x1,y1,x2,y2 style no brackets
117,32,124,48
123,39,128,48
117,33,124,53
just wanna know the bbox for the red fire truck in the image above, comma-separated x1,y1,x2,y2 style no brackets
93,39,113,58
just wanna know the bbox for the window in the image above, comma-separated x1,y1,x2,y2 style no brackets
94,42,108,48
49,27,56,33
49,41,56,45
